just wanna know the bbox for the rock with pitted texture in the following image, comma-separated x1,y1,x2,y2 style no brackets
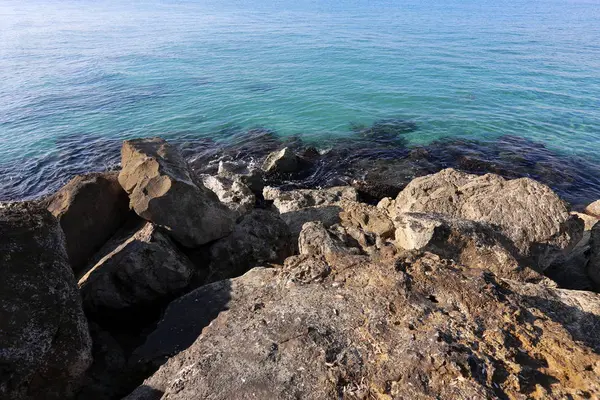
381,168,583,269
393,212,547,283
125,248,600,400
46,171,130,273
218,160,265,193
339,199,395,239
264,186,358,214
0,202,92,400
118,137,235,247
79,222,195,320
298,221,360,260
200,174,255,218
207,209,293,282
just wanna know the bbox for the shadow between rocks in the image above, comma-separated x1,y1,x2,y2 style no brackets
122,279,234,396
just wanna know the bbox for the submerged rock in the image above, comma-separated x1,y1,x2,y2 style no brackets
45,171,130,273
0,202,92,400
118,138,235,247
382,168,583,269
78,222,195,321
125,251,600,400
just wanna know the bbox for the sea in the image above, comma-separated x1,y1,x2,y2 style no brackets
1,0,600,205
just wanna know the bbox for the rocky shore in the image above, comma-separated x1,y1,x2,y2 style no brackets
2,137,600,399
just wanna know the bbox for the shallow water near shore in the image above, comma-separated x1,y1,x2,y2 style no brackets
1,0,600,203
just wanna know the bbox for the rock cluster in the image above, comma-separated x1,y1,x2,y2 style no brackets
2,138,600,400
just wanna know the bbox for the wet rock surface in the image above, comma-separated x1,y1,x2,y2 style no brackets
45,171,130,273
0,202,92,400
118,137,235,247
200,174,255,218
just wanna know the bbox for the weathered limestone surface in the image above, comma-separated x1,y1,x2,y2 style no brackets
200,174,255,218
393,212,547,283
125,250,600,400
382,168,583,269
46,172,130,272
118,138,235,247
0,202,92,400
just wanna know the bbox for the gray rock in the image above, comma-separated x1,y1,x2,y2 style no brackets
263,186,358,214
0,202,92,400
262,147,299,174
207,209,293,282
298,221,360,259
218,160,265,193
201,174,255,218
125,251,600,400
79,222,195,319
383,168,583,269
118,137,235,247
393,213,546,283
45,171,130,273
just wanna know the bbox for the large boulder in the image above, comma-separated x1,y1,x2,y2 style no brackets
125,251,600,400
200,175,255,218
0,202,92,400
207,209,293,282
118,137,235,247
585,199,600,218
382,168,583,268
217,160,264,193
79,222,195,321
393,213,546,283
46,172,130,273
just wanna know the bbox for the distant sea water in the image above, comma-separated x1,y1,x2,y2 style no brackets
1,0,600,203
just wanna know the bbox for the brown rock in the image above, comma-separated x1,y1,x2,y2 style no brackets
585,199,600,218
118,138,235,247
393,212,547,283
46,172,130,272
200,174,255,218
125,251,600,400
0,202,92,400
339,199,395,239
383,168,583,269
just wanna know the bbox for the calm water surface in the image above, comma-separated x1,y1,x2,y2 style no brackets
1,0,599,200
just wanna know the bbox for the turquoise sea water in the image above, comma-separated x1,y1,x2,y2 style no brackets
1,0,600,201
